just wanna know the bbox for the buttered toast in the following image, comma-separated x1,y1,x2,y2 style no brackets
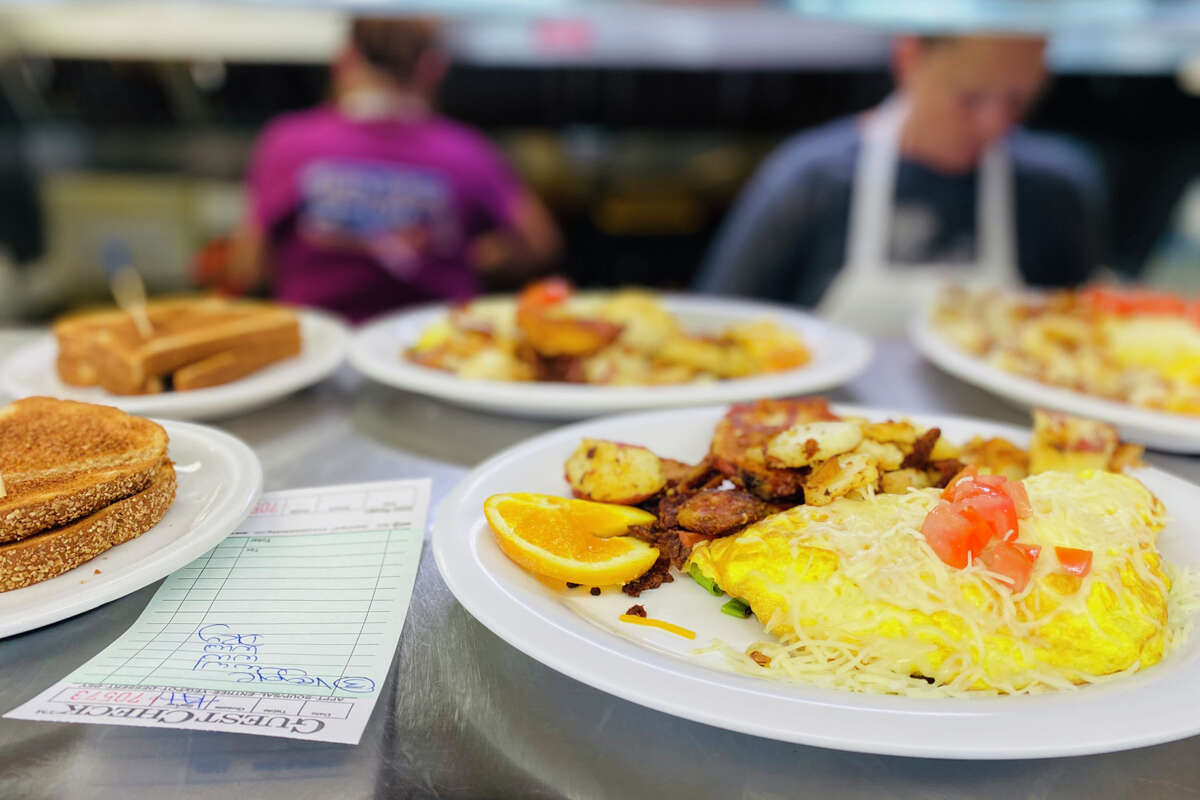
0,397,168,543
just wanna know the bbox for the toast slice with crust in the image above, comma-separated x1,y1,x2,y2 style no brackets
54,298,301,395
0,460,176,592
172,331,302,391
54,296,226,387
0,397,169,543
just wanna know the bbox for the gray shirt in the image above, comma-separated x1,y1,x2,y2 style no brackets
695,116,1105,307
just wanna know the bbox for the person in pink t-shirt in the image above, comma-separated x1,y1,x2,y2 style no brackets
231,18,561,322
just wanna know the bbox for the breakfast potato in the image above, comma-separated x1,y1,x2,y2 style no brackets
766,421,863,468
517,310,623,358
928,430,962,461
879,468,932,494
564,438,666,504
1029,410,1119,474
657,335,756,378
804,453,879,506
709,398,836,500
722,320,811,372
861,420,919,445
853,438,905,471
959,436,1030,481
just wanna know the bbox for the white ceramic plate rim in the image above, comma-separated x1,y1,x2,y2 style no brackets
348,294,873,418
0,309,349,420
434,403,1200,759
909,307,1200,451
0,419,262,638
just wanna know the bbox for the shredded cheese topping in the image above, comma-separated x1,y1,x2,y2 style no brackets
689,471,1197,696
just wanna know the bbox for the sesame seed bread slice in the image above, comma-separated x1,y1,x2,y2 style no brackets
0,460,176,592
0,397,169,543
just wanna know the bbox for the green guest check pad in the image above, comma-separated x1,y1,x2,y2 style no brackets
6,479,430,744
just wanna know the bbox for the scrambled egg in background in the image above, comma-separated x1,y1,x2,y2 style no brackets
687,471,1176,694
932,289,1200,415
1106,317,1200,413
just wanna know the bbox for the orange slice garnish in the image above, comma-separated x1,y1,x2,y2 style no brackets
484,493,659,585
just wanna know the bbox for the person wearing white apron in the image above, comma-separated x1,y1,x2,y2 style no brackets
818,98,1022,336
695,35,1104,337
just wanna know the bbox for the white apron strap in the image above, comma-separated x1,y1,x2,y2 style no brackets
977,142,1017,284
844,98,909,272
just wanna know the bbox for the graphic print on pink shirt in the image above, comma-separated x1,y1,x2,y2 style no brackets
248,108,523,322
298,159,459,280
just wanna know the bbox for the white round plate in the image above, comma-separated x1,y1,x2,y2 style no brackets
910,309,1200,453
0,310,349,421
0,420,262,638
348,294,873,419
434,403,1200,759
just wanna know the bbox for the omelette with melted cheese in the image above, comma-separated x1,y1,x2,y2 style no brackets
687,471,1177,694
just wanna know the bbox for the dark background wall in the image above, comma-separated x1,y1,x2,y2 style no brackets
4,59,1199,287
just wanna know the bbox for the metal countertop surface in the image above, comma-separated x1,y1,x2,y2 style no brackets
2,334,1199,800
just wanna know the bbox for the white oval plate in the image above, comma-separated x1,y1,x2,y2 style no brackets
0,420,262,638
0,310,349,421
433,403,1200,759
909,309,1200,453
349,294,873,419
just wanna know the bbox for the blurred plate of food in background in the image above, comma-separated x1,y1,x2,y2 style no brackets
348,280,872,419
911,285,1200,452
434,397,1200,758
1,298,348,420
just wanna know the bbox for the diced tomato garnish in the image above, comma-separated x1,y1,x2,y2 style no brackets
955,491,1018,543
1011,542,1041,561
973,473,1030,518
998,480,1031,519
941,465,980,500
979,541,1039,593
921,502,977,569
1055,546,1093,577
519,277,572,307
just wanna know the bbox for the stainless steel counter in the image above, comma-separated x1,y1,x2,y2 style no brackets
2,336,1199,800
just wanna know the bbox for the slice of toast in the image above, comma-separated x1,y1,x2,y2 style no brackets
54,297,302,395
54,297,225,387
0,397,168,543
0,460,176,592
172,332,302,391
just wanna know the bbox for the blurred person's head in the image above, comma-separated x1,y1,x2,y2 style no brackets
334,18,447,108
892,34,1047,172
